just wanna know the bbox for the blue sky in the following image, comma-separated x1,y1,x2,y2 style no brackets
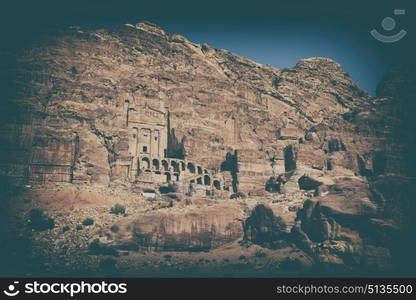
142,15,411,95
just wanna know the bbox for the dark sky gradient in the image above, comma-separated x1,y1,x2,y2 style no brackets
1,0,415,94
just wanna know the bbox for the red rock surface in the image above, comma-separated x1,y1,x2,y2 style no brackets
0,22,415,276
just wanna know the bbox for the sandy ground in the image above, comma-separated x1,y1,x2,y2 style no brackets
1,182,314,277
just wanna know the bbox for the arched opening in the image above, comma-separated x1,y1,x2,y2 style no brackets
204,175,211,186
187,162,195,173
152,159,160,170
213,180,221,190
141,157,150,169
165,172,171,182
162,160,169,171
204,169,209,174
171,161,180,173
197,166,203,175
197,177,202,184
180,161,186,171
174,173,179,181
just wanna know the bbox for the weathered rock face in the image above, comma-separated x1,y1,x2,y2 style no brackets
291,176,416,274
0,21,407,194
0,21,415,276
375,63,416,176
95,203,244,251
297,178,376,242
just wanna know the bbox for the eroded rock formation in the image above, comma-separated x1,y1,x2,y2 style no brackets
1,21,405,193
95,203,244,251
0,21,415,276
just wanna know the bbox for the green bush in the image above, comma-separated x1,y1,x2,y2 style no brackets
82,218,94,226
27,208,54,231
110,204,126,215
62,225,70,232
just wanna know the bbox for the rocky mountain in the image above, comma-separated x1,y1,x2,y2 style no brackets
0,21,415,276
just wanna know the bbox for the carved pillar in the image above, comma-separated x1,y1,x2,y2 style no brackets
131,156,139,180
123,99,130,127
135,128,139,156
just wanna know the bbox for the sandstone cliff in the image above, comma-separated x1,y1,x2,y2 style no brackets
1,21,402,190
0,22,414,276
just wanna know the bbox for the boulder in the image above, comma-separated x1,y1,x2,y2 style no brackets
290,177,405,272
243,204,287,248
95,203,244,251
280,181,299,194
314,184,329,196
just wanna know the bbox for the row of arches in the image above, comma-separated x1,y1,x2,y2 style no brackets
190,176,221,190
137,156,223,190
139,157,210,175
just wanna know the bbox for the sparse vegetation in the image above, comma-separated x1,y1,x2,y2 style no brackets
62,225,70,232
27,208,54,231
279,257,302,270
89,239,118,256
254,249,266,258
82,218,94,226
163,254,172,261
110,204,126,215
76,225,83,230
230,192,247,199
239,255,246,260
110,224,120,233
